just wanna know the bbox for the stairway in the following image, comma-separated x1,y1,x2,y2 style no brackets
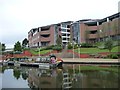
62,72,72,89
53,48,79,58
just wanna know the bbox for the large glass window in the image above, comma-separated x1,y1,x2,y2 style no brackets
41,42,49,46
61,29,66,32
62,24,67,28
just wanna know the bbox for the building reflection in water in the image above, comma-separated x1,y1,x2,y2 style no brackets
1,64,118,89
27,64,118,89
28,68,62,89
27,67,74,89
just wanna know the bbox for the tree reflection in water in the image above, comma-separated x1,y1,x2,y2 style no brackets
13,67,21,80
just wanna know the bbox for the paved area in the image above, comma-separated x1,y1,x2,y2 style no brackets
62,58,119,63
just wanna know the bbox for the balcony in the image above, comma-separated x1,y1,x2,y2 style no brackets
40,31,50,35
61,27,70,30
87,26,98,31
62,40,69,42
61,31,70,34
62,36,70,38
40,37,50,42
89,34,98,39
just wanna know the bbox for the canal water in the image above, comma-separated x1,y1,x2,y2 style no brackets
0,64,119,89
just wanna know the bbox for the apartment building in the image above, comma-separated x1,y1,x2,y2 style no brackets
28,25,55,47
55,21,72,45
72,12,120,44
28,21,72,47
28,12,119,47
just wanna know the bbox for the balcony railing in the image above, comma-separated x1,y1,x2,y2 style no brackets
40,37,50,42
87,26,98,31
62,36,70,38
40,31,50,35
89,34,98,39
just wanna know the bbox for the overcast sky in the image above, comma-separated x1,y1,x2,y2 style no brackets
0,0,119,48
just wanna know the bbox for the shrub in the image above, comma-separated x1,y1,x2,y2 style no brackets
107,54,118,59
104,39,113,52
112,54,118,59
74,44,78,49
52,45,62,51
117,54,120,58
67,43,73,49
81,43,93,48
45,45,54,50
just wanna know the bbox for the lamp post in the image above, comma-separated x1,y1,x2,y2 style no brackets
70,42,74,60
79,64,80,73
99,29,103,41
73,42,74,60
38,46,41,57
72,40,75,60
79,44,81,58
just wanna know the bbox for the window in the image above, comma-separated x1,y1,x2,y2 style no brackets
61,29,66,32
41,34,50,37
41,42,49,46
62,34,66,36
89,30,97,34
62,24,67,28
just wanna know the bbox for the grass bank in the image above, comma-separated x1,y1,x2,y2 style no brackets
29,49,51,55
67,65,119,73
75,46,119,54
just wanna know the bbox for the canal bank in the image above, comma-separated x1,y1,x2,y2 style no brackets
62,58,119,65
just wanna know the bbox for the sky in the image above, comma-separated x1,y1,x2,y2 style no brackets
0,0,120,48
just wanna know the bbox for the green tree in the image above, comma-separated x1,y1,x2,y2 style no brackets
0,43,2,51
13,68,21,80
21,72,28,80
67,42,73,49
52,45,62,51
14,41,22,52
104,39,113,52
0,42,6,51
56,35,62,46
22,38,29,48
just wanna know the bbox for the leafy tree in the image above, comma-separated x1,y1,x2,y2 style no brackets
14,41,22,52
13,68,21,80
104,39,113,52
22,73,28,80
56,35,62,46
0,42,6,51
0,43,2,51
22,38,29,48
67,43,73,49
2,43,6,51
52,45,62,51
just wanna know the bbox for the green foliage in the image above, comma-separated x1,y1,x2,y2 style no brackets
117,54,120,58
22,38,29,48
67,43,79,49
0,42,6,51
56,35,62,46
22,73,28,80
45,45,54,50
75,46,119,54
13,68,21,80
67,43,73,49
104,39,113,52
107,54,119,59
74,44,79,49
14,41,22,52
81,43,93,48
52,45,62,51
30,49,50,55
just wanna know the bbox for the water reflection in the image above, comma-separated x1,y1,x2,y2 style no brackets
1,64,119,89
